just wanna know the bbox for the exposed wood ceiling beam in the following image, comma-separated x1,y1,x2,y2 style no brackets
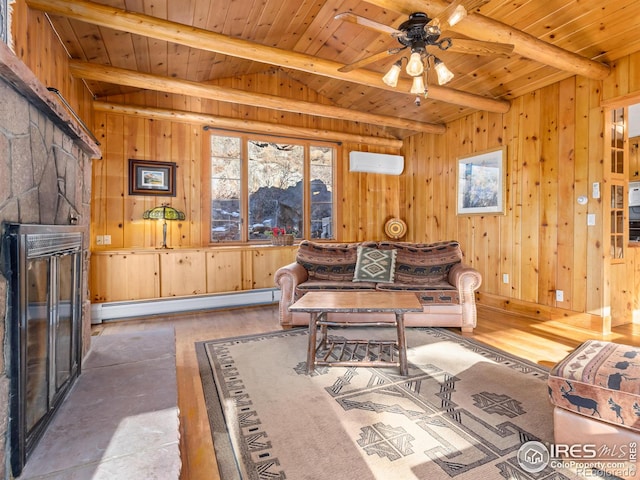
69,61,446,134
364,0,611,80
93,101,404,148
26,0,510,114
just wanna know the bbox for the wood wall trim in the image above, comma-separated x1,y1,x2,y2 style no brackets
600,91,640,108
476,292,609,334
93,101,405,148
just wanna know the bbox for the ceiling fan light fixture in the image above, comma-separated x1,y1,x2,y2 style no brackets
426,23,440,35
382,60,403,87
410,75,426,95
406,51,425,76
434,58,454,85
447,5,468,27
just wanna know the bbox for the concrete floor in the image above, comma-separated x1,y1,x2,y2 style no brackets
17,328,181,480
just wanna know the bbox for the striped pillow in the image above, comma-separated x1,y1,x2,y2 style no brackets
378,240,463,285
296,241,376,281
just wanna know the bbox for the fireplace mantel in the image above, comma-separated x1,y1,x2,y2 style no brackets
0,40,101,159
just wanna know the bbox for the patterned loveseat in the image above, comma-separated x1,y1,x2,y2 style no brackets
274,240,482,333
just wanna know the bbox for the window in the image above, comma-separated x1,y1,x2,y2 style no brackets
611,184,625,259
209,132,336,243
611,108,625,175
607,107,627,260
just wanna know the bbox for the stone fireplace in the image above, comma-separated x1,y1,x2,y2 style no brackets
0,40,100,478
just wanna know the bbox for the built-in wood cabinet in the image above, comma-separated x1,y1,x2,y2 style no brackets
90,245,297,303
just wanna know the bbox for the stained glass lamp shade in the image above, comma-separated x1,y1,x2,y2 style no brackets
143,204,185,249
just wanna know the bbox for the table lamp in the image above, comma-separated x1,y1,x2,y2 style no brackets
143,203,185,249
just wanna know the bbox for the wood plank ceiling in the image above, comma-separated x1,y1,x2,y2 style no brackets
29,0,640,138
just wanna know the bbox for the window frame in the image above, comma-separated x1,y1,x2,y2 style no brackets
605,106,629,263
204,130,339,245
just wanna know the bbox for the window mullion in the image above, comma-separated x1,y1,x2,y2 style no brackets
241,135,249,243
303,143,311,240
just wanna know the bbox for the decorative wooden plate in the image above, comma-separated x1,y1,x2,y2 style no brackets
384,218,407,239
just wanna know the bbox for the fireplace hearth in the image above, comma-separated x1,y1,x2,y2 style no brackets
3,224,84,476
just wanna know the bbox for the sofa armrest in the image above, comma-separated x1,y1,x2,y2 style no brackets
274,262,308,327
448,263,482,332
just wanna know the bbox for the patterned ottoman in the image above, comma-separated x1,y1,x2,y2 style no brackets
547,340,640,479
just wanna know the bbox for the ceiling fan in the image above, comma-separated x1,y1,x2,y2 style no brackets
335,0,514,94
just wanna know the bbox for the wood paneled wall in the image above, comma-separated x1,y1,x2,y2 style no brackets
12,0,95,138
15,0,640,329
91,69,403,250
403,51,640,329
602,53,640,327
88,71,404,304
89,50,640,330
90,245,298,302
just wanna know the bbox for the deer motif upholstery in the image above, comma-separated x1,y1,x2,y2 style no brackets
548,340,640,430
274,240,482,332
547,340,640,479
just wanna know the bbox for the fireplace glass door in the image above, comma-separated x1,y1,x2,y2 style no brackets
25,252,78,434
25,256,49,434
55,253,75,396
4,224,83,476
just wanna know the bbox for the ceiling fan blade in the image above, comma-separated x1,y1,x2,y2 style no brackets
447,38,514,57
334,12,399,36
338,49,394,73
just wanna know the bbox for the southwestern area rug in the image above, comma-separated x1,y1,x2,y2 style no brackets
197,327,586,480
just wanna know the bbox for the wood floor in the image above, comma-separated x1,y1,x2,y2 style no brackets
91,304,640,480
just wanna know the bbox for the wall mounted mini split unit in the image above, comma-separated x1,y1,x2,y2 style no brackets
349,151,405,175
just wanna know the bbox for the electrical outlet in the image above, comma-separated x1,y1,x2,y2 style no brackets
502,274,509,284
96,235,104,245
103,235,111,245
556,290,564,302
592,182,600,199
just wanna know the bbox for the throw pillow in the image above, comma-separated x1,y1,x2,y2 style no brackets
378,240,462,285
296,240,376,281
353,246,397,283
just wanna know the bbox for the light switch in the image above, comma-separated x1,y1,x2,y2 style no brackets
587,214,596,226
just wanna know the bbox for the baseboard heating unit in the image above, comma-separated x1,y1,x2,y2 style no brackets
91,288,280,323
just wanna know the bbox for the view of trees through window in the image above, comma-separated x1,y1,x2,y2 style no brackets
210,133,335,243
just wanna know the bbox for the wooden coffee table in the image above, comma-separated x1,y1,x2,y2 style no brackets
289,291,423,376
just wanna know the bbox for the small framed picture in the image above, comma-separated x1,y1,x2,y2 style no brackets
128,160,176,196
457,147,506,215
